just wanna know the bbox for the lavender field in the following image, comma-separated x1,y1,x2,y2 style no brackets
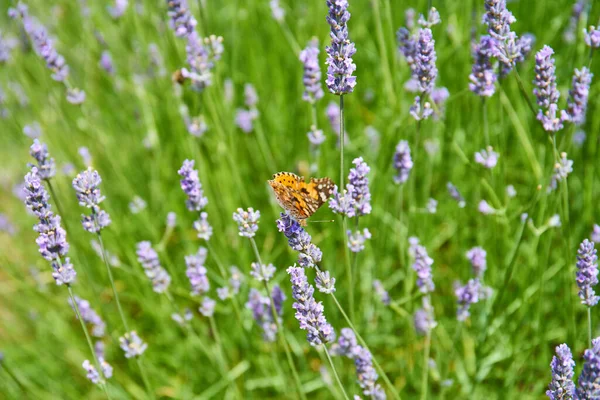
1,0,600,399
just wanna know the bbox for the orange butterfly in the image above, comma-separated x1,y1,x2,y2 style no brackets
268,172,334,225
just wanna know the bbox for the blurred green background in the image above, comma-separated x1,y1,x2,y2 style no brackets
1,0,599,399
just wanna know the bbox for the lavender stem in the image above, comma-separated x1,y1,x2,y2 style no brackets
249,238,306,400
67,285,112,399
589,307,593,349
330,293,402,399
323,345,351,400
97,233,130,332
420,329,432,400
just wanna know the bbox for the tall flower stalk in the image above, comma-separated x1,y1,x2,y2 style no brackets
276,213,400,399
233,208,306,400
71,168,154,397
24,167,110,396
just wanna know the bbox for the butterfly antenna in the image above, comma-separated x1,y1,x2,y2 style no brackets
308,219,335,224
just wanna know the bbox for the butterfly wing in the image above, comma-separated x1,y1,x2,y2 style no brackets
269,172,334,222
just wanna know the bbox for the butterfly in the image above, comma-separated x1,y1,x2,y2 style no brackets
268,172,334,225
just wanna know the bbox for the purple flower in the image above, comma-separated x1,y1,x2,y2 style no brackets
414,296,436,335
347,228,371,253
474,146,499,169
287,266,334,345
136,241,171,293
0,32,16,64
178,159,208,212
325,0,357,95
199,296,216,317
246,287,282,342
347,157,371,216
24,168,75,285
270,0,285,21
229,266,243,294
576,239,599,307
354,347,386,399
235,109,258,133
565,67,593,125
72,168,111,233
308,126,326,146
410,238,434,294
232,207,260,238
0,214,16,235
79,147,92,166
418,7,441,28
277,213,322,268
315,269,336,294
68,296,106,337
396,27,416,70
576,337,600,399
546,344,576,400
409,96,433,121
167,212,177,228
167,0,196,38
466,247,487,278
99,50,114,75
82,360,101,384
29,139,55,180
454,279,482,321
469,36,497,97
414,28,437,94
533,46,566,132
185,247,209,296
483,0,515,41
244,83,259,108
23,122,42,139
549,153,573,192
373,280,390,306
194,211,213,240
331,327,359,357
426,198,437,214
72,168,106,208
564,0,587,43
119,331,147,358
108,0,128,18
592,224,600,244
478,200,495,215
250,262,276,282
585,26,600,48
66,88,86,105
299,43,324,103
393,140,413,184
329,186,355,217
12,6,70,82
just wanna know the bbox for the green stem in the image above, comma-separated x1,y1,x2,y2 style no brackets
342,217,354,322
420,330,432,400
370,0,396,106
323,345,351,400
97,233,130,332
46,180,71,234
513,69,537,118
482,98,489,147
135,358,154,400
330,293,401,400
249,238,306,400
588,307,593,349
67,285,111,399
339,95,345,187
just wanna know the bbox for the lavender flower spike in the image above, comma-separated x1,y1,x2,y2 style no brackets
533,46,566,132
474,146,499,169
136,241,171,293
194,212,213,240
576,239,599,307
565,67,593,125
546,344,576,400
299,43,324,103
185,247,209,296
347,228,371,253
287,265,334,345
455,279,481,321
325,0,357,95
348,157,372,216
29,140,55,180
68,296,106,337
250,262,276,282
72,168,111,233
393,140,413,184
414,296,436,335
277,213,322,268
24,168,75,285
469,36,497,97
466,247,487,278
119,331,147,358
549,153,573,192
178,159,208,211
232,207,260,238
410,238,435,294
585,26,600,48
576,337,600,399
415,28,437,94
